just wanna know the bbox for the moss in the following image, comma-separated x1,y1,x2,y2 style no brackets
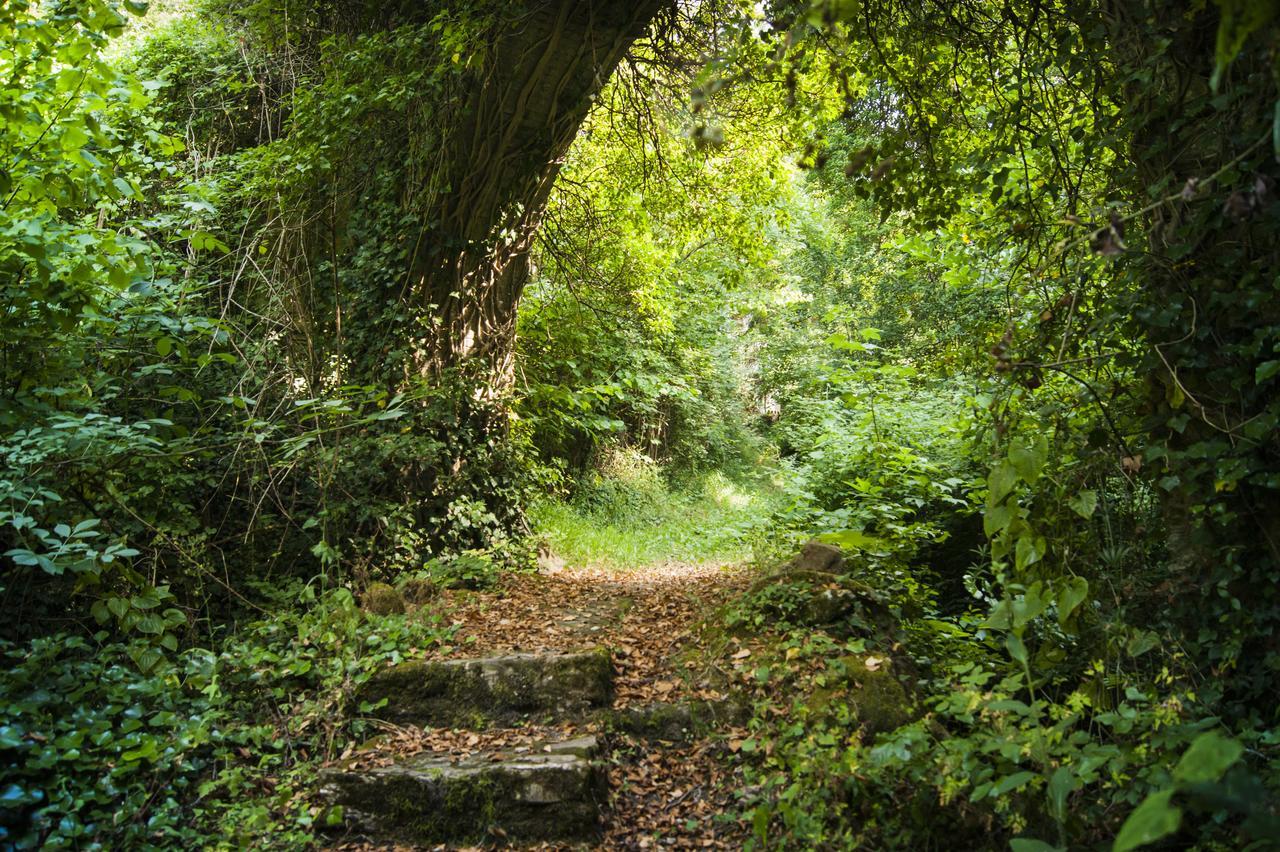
323,756,602,844
362,582,405,615
356,650,613,727
841,656,916,738
398,577,437,606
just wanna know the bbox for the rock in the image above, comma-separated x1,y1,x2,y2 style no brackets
799,582,896,638
791,540,844,573
398,577,437,606
320,736,604,844
362,582,405,615
357,648,614,727
807,655,916,739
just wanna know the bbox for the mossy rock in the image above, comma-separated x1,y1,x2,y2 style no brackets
362,582,405,615
357,648,614,727
398,577,438,606
598,698,752,742
319,737,604,844
808,655,916,739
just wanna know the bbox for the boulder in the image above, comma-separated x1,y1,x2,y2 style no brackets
790,540,845,574
357,648,614,727
362,582,405,615
806,655,916,739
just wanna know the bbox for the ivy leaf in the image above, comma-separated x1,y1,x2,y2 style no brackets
1009,435,1048,482
988,461,1019,506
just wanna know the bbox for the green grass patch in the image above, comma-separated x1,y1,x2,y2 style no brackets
531,469,782,569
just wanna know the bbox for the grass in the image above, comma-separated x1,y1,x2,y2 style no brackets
530,468,783,570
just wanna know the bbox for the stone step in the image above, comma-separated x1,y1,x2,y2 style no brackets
356,648,614,727
600,698,753,742
320,735,604,845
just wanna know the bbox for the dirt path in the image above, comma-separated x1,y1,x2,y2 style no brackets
337,560,756,850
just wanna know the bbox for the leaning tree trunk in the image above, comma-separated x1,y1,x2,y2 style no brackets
404,0,664,383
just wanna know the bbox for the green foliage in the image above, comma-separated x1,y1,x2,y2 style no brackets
533,466,779,570
0,585,453,848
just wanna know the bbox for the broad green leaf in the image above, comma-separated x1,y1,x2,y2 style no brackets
1015,534,1044,569
988,461,1019,505
1067,490,1098,519
1006,633,1028,665
1057,576,1089,625
1212,0,1277,91
1011,840,1062,852
991,770,1037,797
1009,435,1049,482
1273,99,1279,161
1113,789,1181,852
821,529,884,551
1047,766,1077,822
1173,730,1244,785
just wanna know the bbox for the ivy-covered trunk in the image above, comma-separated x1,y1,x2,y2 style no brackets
402,0,664,382
1114,3,1280,706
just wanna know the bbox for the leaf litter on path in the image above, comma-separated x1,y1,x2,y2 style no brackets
332,559,754,849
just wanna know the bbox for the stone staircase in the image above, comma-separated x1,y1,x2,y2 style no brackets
319,647,740,846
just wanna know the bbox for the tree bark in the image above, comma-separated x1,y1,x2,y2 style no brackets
404,0,665,383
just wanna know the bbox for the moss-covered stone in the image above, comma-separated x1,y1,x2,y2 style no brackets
598,699,752,742
319,737,604,844
357,648,614,727
398,577,438,606
826,655,917,739
362,582,405,615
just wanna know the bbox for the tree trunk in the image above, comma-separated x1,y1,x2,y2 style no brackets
404,0,664,383
1108,2,1280,706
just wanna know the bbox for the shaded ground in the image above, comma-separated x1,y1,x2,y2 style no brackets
333,559,756,850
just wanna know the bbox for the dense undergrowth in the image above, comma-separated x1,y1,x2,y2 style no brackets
3,0,1279,849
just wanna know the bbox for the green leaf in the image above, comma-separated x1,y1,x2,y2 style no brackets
1015,534,1044,570
1113,789,1181,852
1009,435,1048,482
1006,633,1028,665
1173,730,1244,785
991,770,1037,797
1047,766,1077,822
1067,490,1098,519
821,529,884,551
1273,100,1279,161
1011,840,1062,852
1212,0,1278,91
1257,360,1280,384
988,461,1019,505
984,502,1015,536
1057,577,1089,625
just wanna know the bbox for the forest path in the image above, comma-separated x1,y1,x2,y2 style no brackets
329,559,757,850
